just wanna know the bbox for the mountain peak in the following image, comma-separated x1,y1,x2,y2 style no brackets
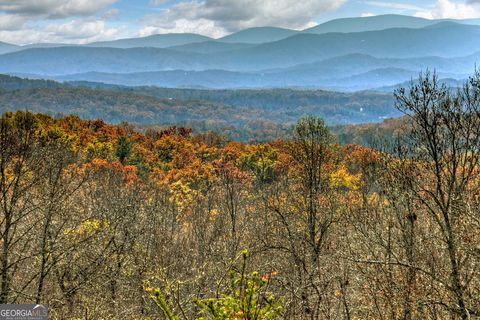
218,26,298,44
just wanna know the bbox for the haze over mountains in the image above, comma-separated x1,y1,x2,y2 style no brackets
0,14,479,91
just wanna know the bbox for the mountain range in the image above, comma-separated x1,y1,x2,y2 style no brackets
0,14,478,91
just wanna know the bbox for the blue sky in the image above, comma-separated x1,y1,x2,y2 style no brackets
0,0,479,44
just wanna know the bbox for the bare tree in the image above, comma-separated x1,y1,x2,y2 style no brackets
392,70,480,319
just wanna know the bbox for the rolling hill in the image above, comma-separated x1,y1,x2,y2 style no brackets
0,41,19,55
0,46,215,75
218,27,299,43
0,14,478,55
0,74,398,127
1,22,478,78
87,33,212,48
168,41,256,54
303,14,467,34
221,23,480,70
51,51,477,90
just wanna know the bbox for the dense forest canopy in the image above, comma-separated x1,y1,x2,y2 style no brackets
0,74,398,142
1,71,479,319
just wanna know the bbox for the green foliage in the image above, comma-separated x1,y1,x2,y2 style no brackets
0,111,38,156
149,250,283,320
239,145,278,184
150,289,180,320
331,116,408,147
116,136,132,164
294,116,331,147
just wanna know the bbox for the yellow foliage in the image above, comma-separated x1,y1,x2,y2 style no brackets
85,140,114,161
64,219,107,237
330,166,361,190
367,193,380,206
169,180,194,209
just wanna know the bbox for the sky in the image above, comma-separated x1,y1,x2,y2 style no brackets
0,0,479,45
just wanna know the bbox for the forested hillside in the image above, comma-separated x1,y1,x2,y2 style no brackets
1,72,479,319
0,74,398,142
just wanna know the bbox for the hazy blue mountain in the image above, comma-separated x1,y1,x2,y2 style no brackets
21,50,479,90
0,41,19,54
0,46,215,75
168,41,256,54
277,53,479,78
21,43,75,49
53,65,462,91
0,74,65,91
56,70,264,88
326,67,422,90
87,33,212,48
5,52,476,91
1,22,479,81
371,77,466,93
218,27,299,43
304,14,480,34
4,14,480,56
222,23,480,70
463,18,480,25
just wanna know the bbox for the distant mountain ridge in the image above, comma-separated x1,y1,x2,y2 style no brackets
0,41,19,55
0,15,478,91
304,14,480,34
51,64,467,91
218,27,299,43
1,23,477,77
1,14,480,52
87,33,212,48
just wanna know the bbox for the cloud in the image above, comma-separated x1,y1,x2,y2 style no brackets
140,18,224,38
0,14,29,31
0,18,122,45
414,0,480,19
43,19,121,42
0,0,121,45
0,0,118,19
363,1,425,12
140,0,346,37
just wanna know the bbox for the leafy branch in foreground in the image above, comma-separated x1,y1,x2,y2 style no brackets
148,250,283,320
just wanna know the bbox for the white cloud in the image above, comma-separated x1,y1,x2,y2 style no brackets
0,14,29,30
140,18,225,38
363,1,425,12
0,18,122,45
0,0,118,19
140,0,346,38
0,0,122,45
414,0,480,19
43,19,121,42
361,12,375,17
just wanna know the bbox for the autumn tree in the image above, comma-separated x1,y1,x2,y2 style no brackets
0,112,42,303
